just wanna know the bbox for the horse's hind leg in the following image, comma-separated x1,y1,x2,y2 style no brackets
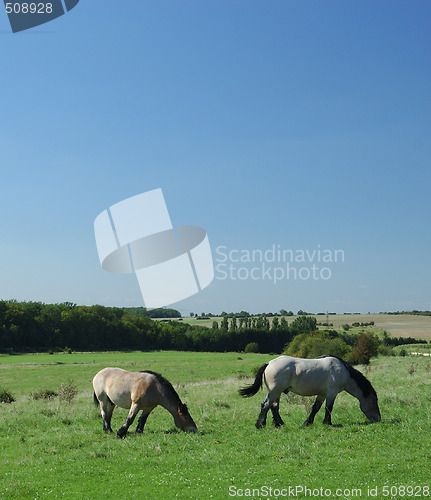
98,396,115,433
304,396,324,426
117,403,140,439
256,395,270,429
270,397,284,428
256,392,282,429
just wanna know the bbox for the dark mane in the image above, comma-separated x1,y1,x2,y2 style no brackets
319,356,376,398
139,370,182,405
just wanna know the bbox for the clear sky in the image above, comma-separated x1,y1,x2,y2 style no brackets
1,0,430,315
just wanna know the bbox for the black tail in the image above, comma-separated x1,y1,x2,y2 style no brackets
93,392,99,406
238,363,269,398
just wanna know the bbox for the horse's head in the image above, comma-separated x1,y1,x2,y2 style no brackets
360,392,381,423
175,402,198,433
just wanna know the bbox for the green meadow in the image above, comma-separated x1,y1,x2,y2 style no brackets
1,351,430,499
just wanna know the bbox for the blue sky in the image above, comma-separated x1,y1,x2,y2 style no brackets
1,0,430,315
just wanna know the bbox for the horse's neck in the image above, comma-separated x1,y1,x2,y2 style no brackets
159,397,178,415
157,389,180,417
344,376,364,401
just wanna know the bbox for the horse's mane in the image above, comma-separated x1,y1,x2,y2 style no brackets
139,370,183,406
319,356,376,398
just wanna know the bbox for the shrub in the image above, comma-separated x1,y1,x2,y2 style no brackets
30,388,58,400
58,381,77,404
244,342,259,353
284,331,351,359
378,345,394,357
0,388,15,404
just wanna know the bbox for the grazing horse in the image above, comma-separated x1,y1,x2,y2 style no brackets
239,355,381,428
93,367,198,438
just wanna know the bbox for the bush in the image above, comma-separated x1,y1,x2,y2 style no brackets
0,388,15,404
378,345,394,357
284,331,351,359
58,381,77,404
30,388,58,400
244,342,259,353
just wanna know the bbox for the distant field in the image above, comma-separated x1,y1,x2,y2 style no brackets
177,313,431,339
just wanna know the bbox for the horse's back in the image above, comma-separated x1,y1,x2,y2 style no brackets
264,355,348,397
93,367,127,391
93,367,160,410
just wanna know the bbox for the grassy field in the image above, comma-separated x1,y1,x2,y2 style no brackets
1,351,430,499
181,314,431,339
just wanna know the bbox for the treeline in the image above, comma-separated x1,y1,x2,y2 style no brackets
0,301,314,354
383,310,431,316
1,301,428,359
190,310,295,318
123,307,181,318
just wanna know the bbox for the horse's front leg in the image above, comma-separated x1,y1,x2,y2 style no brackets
304,396,324,426
117,403,140,438
323,396,336,425
135,407,154,434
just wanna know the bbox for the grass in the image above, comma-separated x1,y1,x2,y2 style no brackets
0,352,430,499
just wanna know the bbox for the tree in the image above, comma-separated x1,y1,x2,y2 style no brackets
271,317,279,331
220,316,229,331
289,315,317,335
350,332,379,365
280,317,289,330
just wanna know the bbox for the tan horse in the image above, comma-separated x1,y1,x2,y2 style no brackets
239,355,381,428
93,367,197,438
